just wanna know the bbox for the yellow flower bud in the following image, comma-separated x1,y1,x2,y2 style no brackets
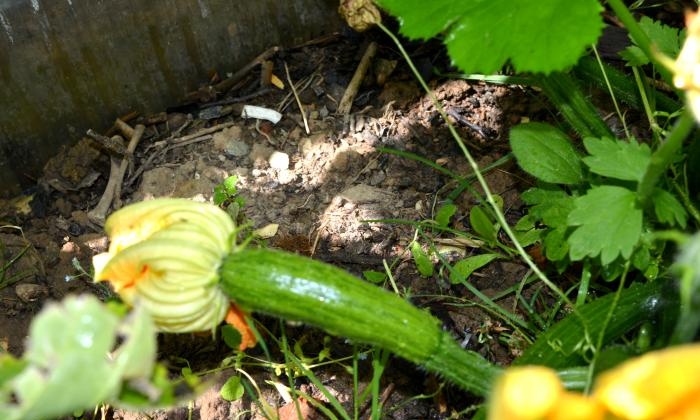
93,199,235,334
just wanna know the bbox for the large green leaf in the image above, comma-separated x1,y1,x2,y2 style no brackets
582,137,651,182
567,186,643,264
375,0,603,74
510,123,584,185
1,296,157,420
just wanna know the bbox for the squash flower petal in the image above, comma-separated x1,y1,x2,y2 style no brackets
594,344,700,420
92,199,254,345
672,11,700,122
488,366,563,420
488,345,700,420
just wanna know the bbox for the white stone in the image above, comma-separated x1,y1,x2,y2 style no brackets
269,151,290,170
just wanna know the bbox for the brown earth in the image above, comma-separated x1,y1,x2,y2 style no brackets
0,33,549,419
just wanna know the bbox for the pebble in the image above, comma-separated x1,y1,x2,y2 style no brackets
269,151,290,170
277,169,295,185
224,140,249,157
15,283,48,303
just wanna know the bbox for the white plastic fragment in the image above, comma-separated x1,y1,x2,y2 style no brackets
241,105,282,124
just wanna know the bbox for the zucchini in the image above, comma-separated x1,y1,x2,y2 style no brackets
536,72,614,139
573,56,680,114
515,279,678,368
220,248,501,396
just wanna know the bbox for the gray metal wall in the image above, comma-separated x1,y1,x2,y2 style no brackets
0,0,339,195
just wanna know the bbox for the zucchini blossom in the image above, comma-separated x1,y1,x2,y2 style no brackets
488,344,700,420
92,198,255,349
672,11,700,122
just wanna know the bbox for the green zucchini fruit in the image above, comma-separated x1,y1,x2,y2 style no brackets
515,279,678,368
573,56,680,114
220,248,501,396
536,72,614,139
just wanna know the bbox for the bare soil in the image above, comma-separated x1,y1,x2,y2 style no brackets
0,33,548,419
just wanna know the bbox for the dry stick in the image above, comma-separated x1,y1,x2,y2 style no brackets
284,62,310,135
128,125,225,187
112,124,145,210
214,46,280,94
337,42,377,115
88,136,125,225
170,122,234,145
114,118,136,139
105,111,139,137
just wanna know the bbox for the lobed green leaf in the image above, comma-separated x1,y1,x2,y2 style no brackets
652,188,688,229
582,137,651,182
375,0,603,74
567,186,643,264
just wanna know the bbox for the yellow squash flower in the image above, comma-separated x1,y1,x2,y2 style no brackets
489,344,700,420
594,344,700,420
93,198,256,349
488,366,603,420
671,11,700,122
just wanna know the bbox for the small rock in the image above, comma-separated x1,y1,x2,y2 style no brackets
198,105,224,120
15,283,48,303
319,105,329,119
71,210,90,227
167,113,189,130
54,197,73,218
224,140,249,157
213,126,243,152
277,169,295,185
368,170,386,186
250,143,273,168
269,151,290,170
339,184,395,205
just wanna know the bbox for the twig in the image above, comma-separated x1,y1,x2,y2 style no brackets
284,62,310,135
255,120,275,146
105,111,139,137
128,131,218,188
150,122,235,149
87,129,127,157
170,122,234,145
214,46,280,94
114,118,135,139
337,42,377,115
201,88,276,108
88,136,125,225
113,124,145,209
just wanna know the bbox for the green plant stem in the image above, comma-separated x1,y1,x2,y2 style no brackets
636,110,695,207
672,179,700,225
376,22,579,319
221,248,501,396
584,262,629,393
607,0,673,85
592,45,629,139
575,260,592,308
632,66,662,142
